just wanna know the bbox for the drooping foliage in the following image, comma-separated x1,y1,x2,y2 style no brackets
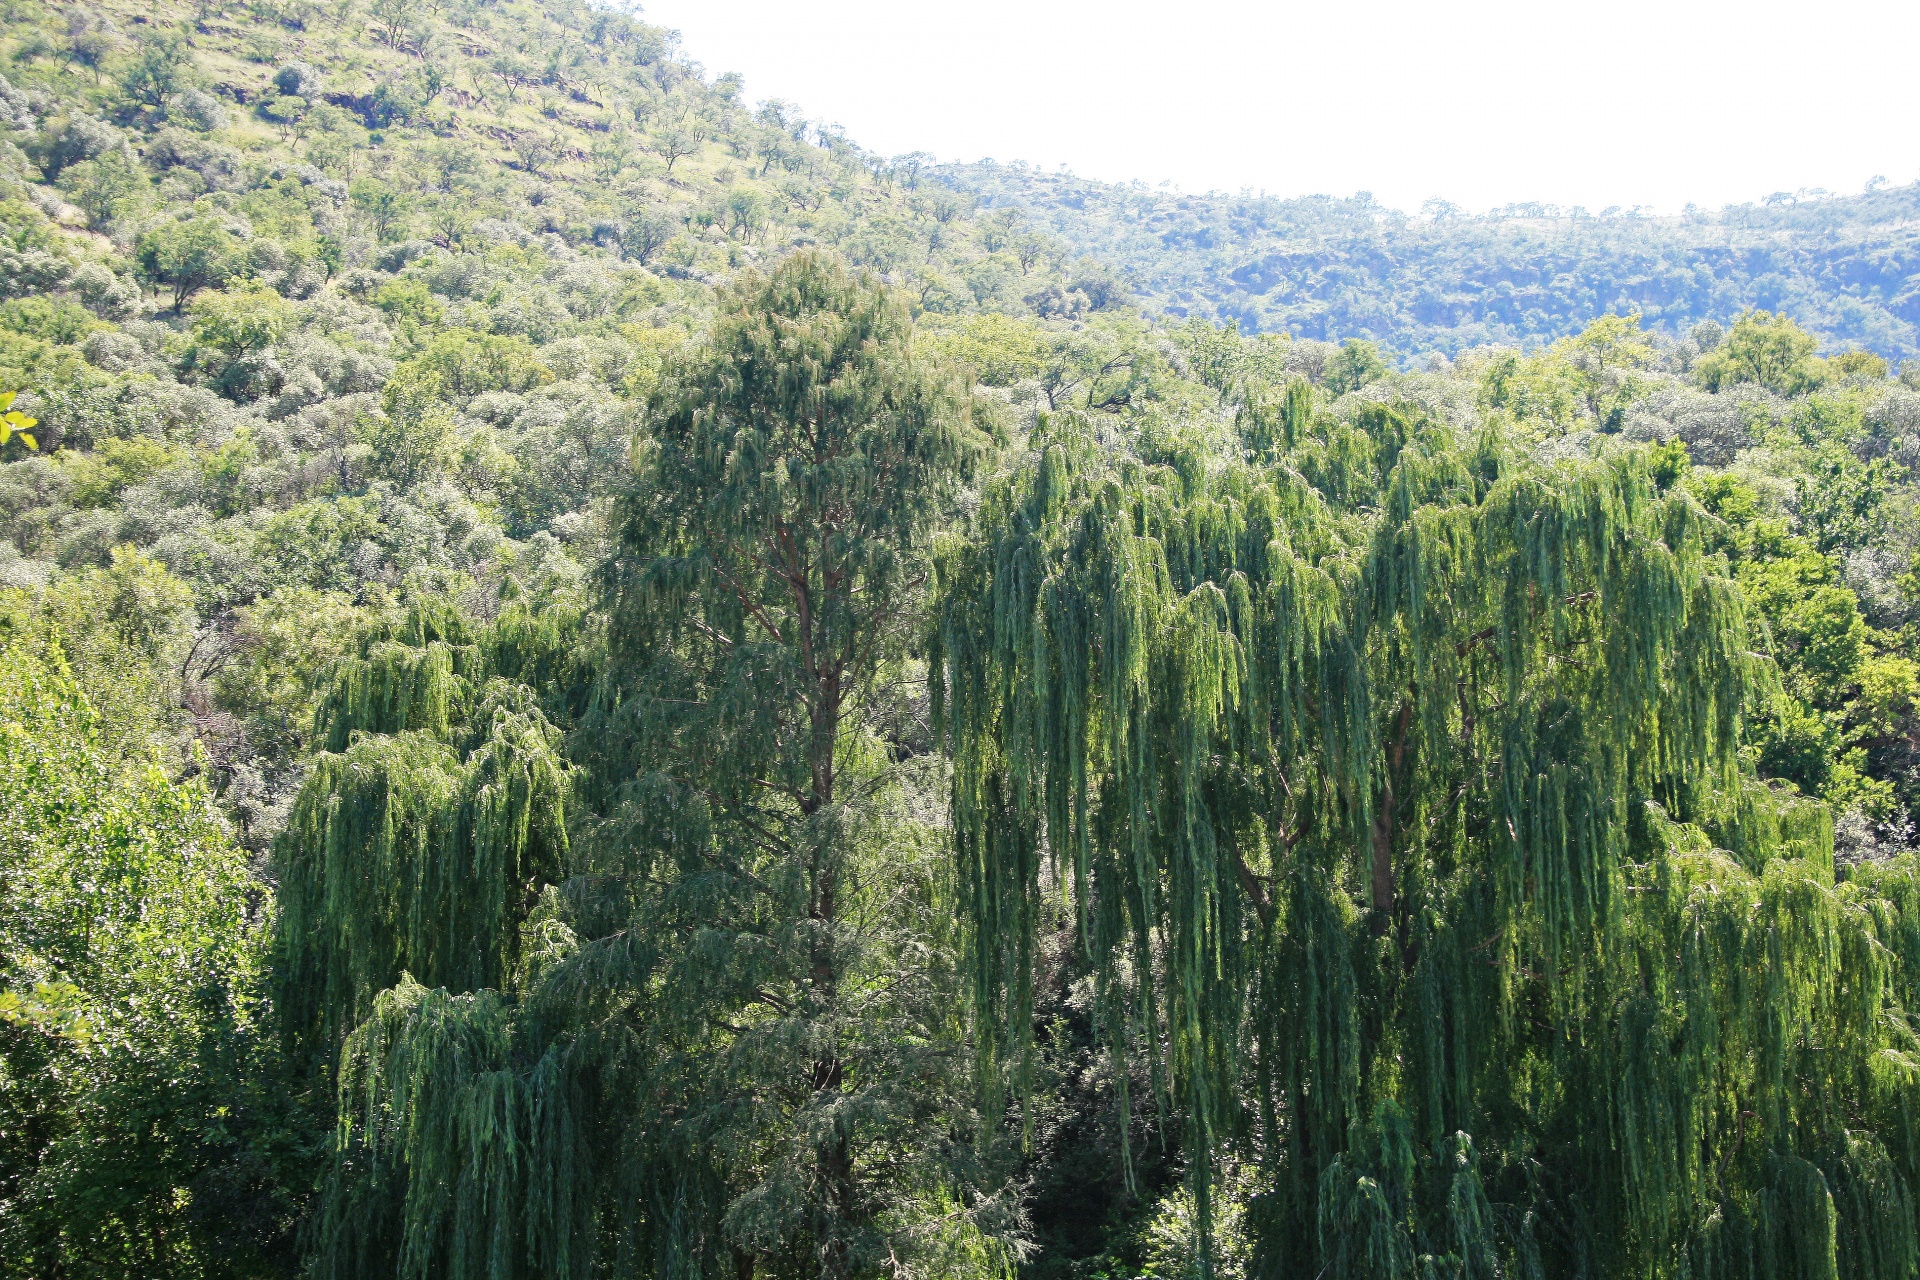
933,394,1920,1278
2,0,1919,1263
303,252,1016,1280
274,600,570,1075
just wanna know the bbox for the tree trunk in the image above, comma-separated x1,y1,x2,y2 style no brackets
817,1126,855,1280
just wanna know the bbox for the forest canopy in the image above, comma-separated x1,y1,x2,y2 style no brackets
948,163,1920,360
1,0,1919,1278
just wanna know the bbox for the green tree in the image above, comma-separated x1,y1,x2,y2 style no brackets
359,369,459,485
117,29,189,109
723,186,769,242
654,117,708,173
394,327,552,401
0,635,302,1279
934,391,1920,1279
61,145,148,229
189,284,297,356
583,248,1004,1280
1558,311,1653,430
1797,440,1903,555
134,215,243,312
1323,337,1387,394
348,177,412,243
273,602,571,1074
1692,467,1912,818
1029,313,1162,413
367,0,422,47
1696,309,1830,396
306,251,1009,1280
1828,348,1889,379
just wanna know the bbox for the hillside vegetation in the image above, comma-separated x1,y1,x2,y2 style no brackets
0,1,1919,1279
948,161,1920,358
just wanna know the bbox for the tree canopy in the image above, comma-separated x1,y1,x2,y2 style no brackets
935,393,1920,1278
1,0,1919,1273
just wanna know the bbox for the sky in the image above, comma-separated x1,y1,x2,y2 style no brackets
633,0,1920,216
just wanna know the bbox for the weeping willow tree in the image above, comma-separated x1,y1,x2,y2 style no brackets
932,394,1920,1279
274,598,572,1077
302,251,1019,1280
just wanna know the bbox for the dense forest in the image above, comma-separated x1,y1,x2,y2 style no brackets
945,162,1920,359
2,0,1919,1278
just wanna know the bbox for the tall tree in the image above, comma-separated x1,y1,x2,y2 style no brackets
934,393,1920,1278
311,251,1014,1280
579,247,1003,1280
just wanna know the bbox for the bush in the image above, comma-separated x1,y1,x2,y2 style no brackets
0,630,303,1279
169,88,229,132
272,61,323,99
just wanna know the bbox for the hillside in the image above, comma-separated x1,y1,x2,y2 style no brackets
0,0,1102,774
2,1,1920,1278
946,160,1920,358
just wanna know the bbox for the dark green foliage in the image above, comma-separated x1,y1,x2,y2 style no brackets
564,250,1000,1280
306,252,1013,1280
1,0,1919,1268
933,387,1920,1278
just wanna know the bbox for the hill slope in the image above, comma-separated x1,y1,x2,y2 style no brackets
946,160,1920,358
5,1,1920,1275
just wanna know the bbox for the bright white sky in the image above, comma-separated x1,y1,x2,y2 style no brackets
633,0,1920,216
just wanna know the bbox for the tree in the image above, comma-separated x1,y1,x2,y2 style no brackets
1558,311,1653,430
0,634,302,1279
189,284,296,357
933,385,1920,1279
508,130,556,176
64,10,119,80
273,61,324,98
618,207,677,263
306,251,1011,1280
367,0,421,47
134,214,242,311
1797,440,1903,556
654,117,707,173
1828,348,1889,380
590,129,635,180
1694,309,1829,397
1323,337,1387,393
348,177,412,243
723,186,768,242
583,249,1002,1280
359,367,459,485
1030,313,1161,412
395,327,551,401
117,30,189,109
61,145,148,229
275,621,570,1063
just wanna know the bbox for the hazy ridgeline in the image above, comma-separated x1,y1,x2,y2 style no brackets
949,162,1920,359
1,2,1919,1279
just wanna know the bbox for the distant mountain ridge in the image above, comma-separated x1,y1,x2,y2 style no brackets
943,160,1920,359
